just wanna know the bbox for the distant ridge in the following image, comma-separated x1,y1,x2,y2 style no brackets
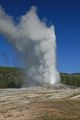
0,66,80,88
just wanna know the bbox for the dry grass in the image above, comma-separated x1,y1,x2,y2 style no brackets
41,100,80,120
0,88,80,120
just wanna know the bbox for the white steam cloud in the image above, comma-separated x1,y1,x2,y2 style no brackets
0,6,60,86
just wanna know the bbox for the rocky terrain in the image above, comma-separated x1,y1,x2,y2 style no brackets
0,86,80,120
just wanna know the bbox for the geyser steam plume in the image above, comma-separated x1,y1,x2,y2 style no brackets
0,6,60,85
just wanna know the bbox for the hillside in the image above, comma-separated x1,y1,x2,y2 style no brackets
0,66,25,88
61,73,80,86
0,66,80,88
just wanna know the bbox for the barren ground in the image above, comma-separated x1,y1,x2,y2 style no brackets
0,86,80,120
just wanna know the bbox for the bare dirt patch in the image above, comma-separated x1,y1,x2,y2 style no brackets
0,87,80,120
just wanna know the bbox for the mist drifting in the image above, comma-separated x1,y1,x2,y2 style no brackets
0,6,60,86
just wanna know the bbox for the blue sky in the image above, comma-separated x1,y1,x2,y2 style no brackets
0,0,80,73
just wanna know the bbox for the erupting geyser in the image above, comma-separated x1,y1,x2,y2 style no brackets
0,6,60,86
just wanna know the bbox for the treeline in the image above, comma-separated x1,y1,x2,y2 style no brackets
0,66,80,88
0,66,25,88
60,73,80,87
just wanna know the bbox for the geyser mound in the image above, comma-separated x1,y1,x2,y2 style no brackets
0,6,60,86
